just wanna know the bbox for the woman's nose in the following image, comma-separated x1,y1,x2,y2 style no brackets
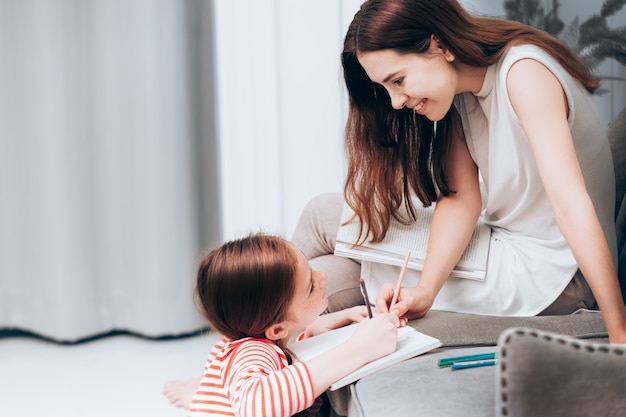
389,90,407,110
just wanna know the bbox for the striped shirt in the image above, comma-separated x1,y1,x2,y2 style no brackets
188,336,320,417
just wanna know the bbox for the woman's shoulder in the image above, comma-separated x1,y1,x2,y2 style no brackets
500,44,561,72
496,44,571,88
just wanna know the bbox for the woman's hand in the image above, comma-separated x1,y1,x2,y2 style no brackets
374,283,435,321
303,306,369,339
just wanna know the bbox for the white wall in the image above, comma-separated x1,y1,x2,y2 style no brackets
214,0,362,240
214,0,625,241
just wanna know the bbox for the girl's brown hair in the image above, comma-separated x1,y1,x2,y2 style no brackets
195,233,298,348
342,0,598,243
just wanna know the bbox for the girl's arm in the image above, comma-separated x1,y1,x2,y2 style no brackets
231,314,399,416
230,341,317,417
301,305,369,339
507,58,626,343
376,110,483,319
303,313,399,395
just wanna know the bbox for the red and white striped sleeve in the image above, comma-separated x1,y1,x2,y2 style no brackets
228,340,316,417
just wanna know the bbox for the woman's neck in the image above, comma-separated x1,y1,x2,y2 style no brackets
455,63,488,94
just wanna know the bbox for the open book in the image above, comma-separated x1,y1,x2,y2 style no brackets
334,199,491,280
289,324,441,390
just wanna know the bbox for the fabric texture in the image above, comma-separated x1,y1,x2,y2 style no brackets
496,327,626,417
0,1,214,342
188,337,317,417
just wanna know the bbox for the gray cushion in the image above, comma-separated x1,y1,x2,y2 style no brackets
408,309,607,347
496,327,626,417
348,346,497,417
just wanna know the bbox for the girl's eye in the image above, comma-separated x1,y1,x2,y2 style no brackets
392,77,403,86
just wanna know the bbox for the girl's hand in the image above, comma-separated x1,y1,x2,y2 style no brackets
374,284,434,321
303,306,369,339
305,312,399,396
349,313,399,362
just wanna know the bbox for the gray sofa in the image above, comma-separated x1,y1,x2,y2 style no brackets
325,108,626,417
327,310,615,416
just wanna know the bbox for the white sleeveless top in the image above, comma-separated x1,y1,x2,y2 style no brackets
363,45,617,316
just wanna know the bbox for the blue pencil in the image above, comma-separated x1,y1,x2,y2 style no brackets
451,359,497,370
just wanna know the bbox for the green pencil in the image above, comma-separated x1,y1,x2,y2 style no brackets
438,352,496,367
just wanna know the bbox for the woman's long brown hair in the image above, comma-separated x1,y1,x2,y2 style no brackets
342,0,598,243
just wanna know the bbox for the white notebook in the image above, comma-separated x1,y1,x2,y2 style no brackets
288,324,441,390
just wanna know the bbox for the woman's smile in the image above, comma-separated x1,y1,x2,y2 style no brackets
413,98,428,114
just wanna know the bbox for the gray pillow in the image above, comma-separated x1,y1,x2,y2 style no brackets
496,327,626,417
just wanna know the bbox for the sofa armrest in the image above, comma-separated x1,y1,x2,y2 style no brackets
496,327,626,417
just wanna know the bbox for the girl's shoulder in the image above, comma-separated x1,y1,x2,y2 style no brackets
213,336,286,362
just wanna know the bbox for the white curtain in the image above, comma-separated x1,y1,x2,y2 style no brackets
0,0,218,342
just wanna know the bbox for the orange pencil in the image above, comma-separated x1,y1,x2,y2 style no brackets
389,250,411,311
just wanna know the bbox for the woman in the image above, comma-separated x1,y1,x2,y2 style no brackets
298,0,625,343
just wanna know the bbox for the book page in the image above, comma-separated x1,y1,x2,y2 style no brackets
288,324,441,390
335,199,491,280
337,203,434,259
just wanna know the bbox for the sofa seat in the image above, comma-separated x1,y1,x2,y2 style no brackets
326,309,607,417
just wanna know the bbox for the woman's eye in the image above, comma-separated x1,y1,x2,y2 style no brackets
393,77,403,86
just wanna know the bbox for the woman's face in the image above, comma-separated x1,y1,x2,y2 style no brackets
286,246,328,332
357,40,458,122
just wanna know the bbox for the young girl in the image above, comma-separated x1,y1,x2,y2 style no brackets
184,233,399,416
292,0,626,343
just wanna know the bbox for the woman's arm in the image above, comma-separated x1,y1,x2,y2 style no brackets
376,110,483,319
507,58,626,343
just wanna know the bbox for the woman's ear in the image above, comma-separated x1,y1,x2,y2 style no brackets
430,34,455,62
265,322,289,341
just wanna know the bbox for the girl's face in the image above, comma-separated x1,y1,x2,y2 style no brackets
357,40,458,122
286,246,328,333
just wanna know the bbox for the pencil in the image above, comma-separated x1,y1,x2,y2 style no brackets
451,359,497,370
389,250,411,312
359,278,373,319
438,352,497,367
